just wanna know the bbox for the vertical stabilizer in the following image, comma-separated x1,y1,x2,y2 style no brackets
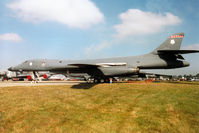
152,33,184,54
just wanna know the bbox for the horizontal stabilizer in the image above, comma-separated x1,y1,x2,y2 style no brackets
157,50,199,54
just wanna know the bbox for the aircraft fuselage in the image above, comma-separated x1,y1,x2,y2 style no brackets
8,53,189,77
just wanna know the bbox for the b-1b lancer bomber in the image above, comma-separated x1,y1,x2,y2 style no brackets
8,33,199,83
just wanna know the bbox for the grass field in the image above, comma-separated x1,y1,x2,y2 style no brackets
0,82,199,133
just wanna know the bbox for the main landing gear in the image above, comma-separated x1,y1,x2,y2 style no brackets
87,77,112,83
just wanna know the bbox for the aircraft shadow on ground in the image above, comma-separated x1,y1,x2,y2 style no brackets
71,83,97,89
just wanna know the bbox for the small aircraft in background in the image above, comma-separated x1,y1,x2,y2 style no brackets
0,71,51,81
8,33,199,83
0,71,7,81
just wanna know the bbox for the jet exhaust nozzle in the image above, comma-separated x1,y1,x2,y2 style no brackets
183,61,190,67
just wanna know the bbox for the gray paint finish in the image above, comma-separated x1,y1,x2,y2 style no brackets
8,33,199,79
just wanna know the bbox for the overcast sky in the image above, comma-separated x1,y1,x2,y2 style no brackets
0,0,199,75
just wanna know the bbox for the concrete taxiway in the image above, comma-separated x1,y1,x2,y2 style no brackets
0,81,86,87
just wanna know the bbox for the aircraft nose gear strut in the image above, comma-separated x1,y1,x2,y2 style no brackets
31,71,42,84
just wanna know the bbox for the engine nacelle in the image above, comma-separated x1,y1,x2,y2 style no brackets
99,67,139,76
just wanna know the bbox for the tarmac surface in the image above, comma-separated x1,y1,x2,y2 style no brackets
0,80,85,87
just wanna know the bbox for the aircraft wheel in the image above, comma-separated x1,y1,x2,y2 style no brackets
100,79,105,83
104,78,110,83
94,78,98,83
93,78,102,83
87,78,92,83
97,78,102,83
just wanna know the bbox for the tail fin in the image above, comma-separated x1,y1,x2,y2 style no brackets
152,33,184,54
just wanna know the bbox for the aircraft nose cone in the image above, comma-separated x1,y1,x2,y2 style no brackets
8,67,13,71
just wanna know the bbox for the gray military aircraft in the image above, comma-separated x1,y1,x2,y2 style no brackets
8,33,199,83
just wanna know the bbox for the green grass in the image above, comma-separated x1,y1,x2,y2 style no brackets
0,82,199,133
